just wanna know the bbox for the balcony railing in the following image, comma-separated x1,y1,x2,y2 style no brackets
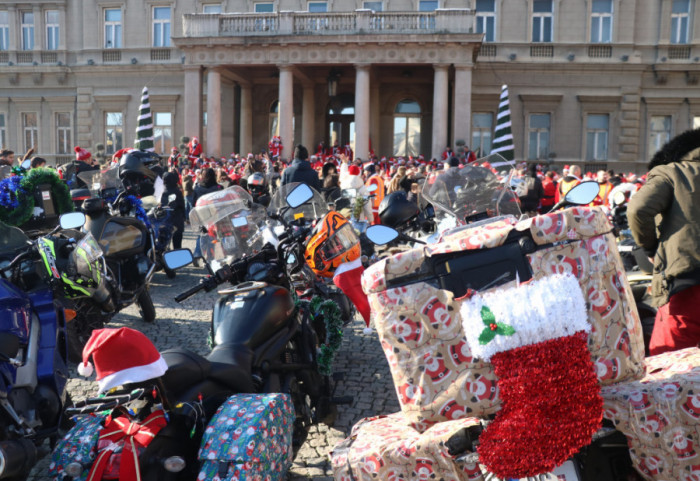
182,9,473,38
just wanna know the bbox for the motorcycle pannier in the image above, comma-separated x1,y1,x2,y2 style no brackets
198,393,295,481
362,207,645,426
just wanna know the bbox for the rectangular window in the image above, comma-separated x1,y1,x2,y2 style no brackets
532,0,553,43
672,0,691,44
472,113,493,157
363,2,383,11
46,10,60,50
528,113,550,160
56,112,72,155
0,114,6,150
22,113,38,153
419,0,439,11
586,114,609,161
21,11,34,50
154,112,173,154
0,11,9,51
476,0,496,42
104,8,122,48
105,112,123,155
308,2,327,12
254,2,274,12
591,0,612,43
203,4,222,13
153,7,171,47
648,115,672,157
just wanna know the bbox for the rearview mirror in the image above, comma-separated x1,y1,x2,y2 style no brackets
163,249,194,270
366,225,400,246
286,184,314,209
59,212,86,230
21,159,31,170
565,182,600,206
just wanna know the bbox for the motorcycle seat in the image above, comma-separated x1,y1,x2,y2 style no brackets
161,345,255,397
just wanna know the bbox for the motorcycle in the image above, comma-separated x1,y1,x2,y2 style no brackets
145,199,178,279
77,165,158,324
0,212,94,479
356,181,648,481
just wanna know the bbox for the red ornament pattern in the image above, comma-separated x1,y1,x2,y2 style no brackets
478,331,603,479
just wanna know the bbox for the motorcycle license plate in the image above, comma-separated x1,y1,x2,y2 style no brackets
507,460,580,481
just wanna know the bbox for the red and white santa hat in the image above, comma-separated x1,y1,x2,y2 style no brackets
74,146,91,162
348,165,361,176
77,327,169,393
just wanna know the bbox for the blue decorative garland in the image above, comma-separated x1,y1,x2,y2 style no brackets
0,176,25,210
122,195,152,229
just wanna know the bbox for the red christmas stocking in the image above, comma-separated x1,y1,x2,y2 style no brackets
460,273,603,479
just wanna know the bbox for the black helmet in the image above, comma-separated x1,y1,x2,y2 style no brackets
379,191,420,229
118,150,158,182
247,172,267,193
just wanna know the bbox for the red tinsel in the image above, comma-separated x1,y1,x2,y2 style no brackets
477,331,603,479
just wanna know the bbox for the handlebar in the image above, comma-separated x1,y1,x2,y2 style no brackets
174,280,210,303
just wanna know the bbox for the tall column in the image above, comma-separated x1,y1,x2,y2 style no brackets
355,64,371,160
302,84,315,150
278,65,294,158
240,84,253,156
453,65,473,151
8,7,17,51
184,66,203,142
432,64,449,160
206,68,222,157
370,76,380,158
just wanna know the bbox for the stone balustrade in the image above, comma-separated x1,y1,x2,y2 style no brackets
182,9,473,38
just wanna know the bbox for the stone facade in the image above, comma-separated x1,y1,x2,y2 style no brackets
1,0,699,172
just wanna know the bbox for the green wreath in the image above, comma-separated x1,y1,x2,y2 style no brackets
0,168,74,226
298,296,344,376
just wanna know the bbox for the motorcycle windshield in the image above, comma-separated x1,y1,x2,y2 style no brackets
269,183,328,223
422,153,521,225
0,220,29,255
77,165,121,197
190,186,266,264
74,233,103,264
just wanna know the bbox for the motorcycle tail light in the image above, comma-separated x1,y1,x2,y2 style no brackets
64,309,77,322
163,456,186,473
65,462,83,477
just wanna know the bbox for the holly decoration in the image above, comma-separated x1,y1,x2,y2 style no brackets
478,306,515,345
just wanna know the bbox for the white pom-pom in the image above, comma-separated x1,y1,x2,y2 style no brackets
77,361,94,377
363,327,374,335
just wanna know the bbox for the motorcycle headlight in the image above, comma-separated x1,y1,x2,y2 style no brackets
65,462,84,477
163,456,186,473
137,257,150,276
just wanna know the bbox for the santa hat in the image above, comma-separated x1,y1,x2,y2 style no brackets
77,327,169,393
74,146,91,162
333,258,371,333
348,165,361,176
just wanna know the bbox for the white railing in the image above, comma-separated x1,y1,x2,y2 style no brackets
182,9,473,38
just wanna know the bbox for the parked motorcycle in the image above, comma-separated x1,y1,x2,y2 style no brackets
0,212,94,479
77,165,158,324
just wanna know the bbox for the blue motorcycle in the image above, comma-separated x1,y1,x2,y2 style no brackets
0,212,101,479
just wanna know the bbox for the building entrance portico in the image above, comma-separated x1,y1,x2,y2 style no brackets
174,10,481,160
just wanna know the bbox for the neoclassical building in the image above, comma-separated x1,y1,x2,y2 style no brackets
2,0,700,173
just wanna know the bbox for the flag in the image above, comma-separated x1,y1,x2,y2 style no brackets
134,86,155,152
332,257,371,332
491,84,514,161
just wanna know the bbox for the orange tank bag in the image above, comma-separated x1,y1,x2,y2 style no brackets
366,174,385,225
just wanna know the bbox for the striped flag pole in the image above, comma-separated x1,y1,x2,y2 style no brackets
134,86,155,152
491,84,514,162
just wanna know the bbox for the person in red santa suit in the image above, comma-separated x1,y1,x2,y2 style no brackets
269,136,283,159
343,143,353,161
187,137,203,164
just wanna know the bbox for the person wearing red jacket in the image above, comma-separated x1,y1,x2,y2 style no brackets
540,171,557,213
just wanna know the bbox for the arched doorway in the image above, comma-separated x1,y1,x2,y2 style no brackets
326,93,355,153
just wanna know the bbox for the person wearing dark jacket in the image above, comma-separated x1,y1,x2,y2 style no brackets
192,168,223,263
280,145,321,190
161,171,186,249
518,164,544,215
628,128,700,355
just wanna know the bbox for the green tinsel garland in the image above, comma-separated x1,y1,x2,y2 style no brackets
0,168,74,227
298,296,344,376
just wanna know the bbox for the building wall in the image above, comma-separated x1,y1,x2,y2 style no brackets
1,1,699,172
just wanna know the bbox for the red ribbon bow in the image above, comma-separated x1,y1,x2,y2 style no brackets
87,410,167,481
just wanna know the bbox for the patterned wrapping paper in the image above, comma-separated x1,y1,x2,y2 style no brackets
198,393,295,481
600,347,700,481
362,207,645,427
330,412,485,481
49,414,105,481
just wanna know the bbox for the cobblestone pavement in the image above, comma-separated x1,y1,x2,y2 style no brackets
29,228,399,480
